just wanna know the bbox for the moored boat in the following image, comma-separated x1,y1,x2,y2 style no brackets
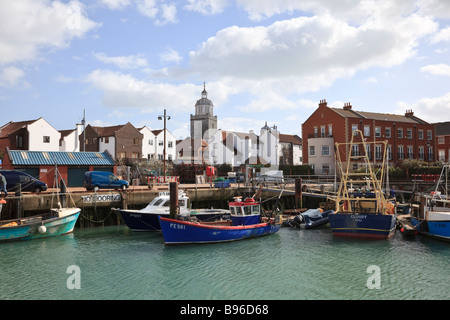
328,130,396,239
0,204,80,242
410,165,450,242
113,191,230,231
159,197,281,245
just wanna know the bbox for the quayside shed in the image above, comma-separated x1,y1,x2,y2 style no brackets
1,148,116,187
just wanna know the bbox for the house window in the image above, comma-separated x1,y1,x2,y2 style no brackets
309,146,315,156
398,146,404,160
43,136,50,143
133,138,139,145
397,128,403,139
328,124,332,136
438,149,445,161
438,136,445,144
352,124,358,135
427,130,433,140
364,125,370,137
375,127,381,137
168,141,173,148
322,164,330,174
158,140,163,146
320,126,325,137
418,130,424,140
119,152,126,159
407,146,413,159
15,135,23,148
375,145,382,160
149,140,153,145
322,145,330,156
131,152,139,158
387,145,392,160
385,127,391,138
419,146,424,160
314,127,318,137
406,129,412,139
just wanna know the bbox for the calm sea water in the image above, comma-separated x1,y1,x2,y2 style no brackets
0,225,448,300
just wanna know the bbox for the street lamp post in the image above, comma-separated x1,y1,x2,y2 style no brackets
158,109,170,183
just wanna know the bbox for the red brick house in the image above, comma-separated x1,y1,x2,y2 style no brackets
80,122,143,160
435,122,450,162
302,100,435,174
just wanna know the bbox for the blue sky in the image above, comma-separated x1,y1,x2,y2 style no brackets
1,0,450,140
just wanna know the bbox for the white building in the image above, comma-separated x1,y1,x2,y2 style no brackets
59,124,84,152
150,129,176,161
0,117,61,152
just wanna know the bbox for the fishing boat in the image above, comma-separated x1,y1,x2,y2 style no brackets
0,168,80,242
410,165,450,241
159,197,281,245
0,205,80,242
328,130,396,239
113,191,230,231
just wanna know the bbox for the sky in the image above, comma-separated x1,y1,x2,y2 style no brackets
1,0,450,141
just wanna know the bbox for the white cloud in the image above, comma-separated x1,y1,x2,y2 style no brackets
187,13,436,85
0,66,28,88
159,48,183,64
399,92,450,124
0,0,98,65
98,0,131,10
184,0,228,15
431,27,450,44
421,64,450,76
85,69,198,112
94,52,148,69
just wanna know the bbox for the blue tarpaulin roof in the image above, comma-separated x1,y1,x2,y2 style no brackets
8,150,115,166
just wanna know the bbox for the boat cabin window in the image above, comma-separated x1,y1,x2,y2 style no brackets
232,206,242,216
151,198,164,206
243,206,252,216
163,200,170,207
252,205,260,215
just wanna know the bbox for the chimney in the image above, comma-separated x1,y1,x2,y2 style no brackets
343,102,352,110
405,109,414,117
319,99,327,107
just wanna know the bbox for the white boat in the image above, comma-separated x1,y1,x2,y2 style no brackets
113,191,230,231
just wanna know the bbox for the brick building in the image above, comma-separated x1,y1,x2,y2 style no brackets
302,100,435,175
80,122,143,160
435,122,450,162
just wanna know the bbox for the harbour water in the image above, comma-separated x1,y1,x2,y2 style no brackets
0,225,448,300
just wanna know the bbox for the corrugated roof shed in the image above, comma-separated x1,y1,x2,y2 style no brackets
7,150,115,166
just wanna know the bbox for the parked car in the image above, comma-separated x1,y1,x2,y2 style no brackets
0,170,48,193
84,171,129,191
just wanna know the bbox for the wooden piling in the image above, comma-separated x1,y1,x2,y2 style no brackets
295,178,302,209
169,182,178,219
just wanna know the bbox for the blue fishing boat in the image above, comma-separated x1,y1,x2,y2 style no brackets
328,130,396,239
411,165,450,242
159,197,281,245
113,191,230,231
0,206,80,242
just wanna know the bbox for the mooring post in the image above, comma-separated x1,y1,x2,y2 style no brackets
15,183,22,219
170,182,178,219
295,178,302,209
60,179,67,208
